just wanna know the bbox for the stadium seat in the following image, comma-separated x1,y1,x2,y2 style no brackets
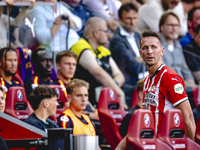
131,89,139,109
13,73,24,87
157,109,200,149
126,109,172,150
4,86,33,121
98,87,127,149
48,85,67,118
195,115,200,145
192,87,199,107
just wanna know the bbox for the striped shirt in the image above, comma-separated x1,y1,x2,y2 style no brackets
143,64,188,132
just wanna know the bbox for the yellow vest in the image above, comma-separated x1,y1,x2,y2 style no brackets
71,38,111,60
62,109,96,136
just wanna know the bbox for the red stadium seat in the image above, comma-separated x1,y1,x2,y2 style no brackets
13,73,24,87
98,87,126,149
126,109,171,150
4,86,33,121
48,85,67,118
192,87,199,107
195,115,200,145
131,89,139,109
157,109,200,149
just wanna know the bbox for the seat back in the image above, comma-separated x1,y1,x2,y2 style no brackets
98,87,126,149
4,86,33,121
157,109,200,149
48,85,67,118
195,115,200,145
131,89,139,109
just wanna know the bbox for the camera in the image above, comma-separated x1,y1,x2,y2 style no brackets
61,15,68,20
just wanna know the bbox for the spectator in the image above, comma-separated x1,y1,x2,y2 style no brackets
0,47,22,97
71,17,127,109
0,0,35,49
172,0,196,37
55,50,99,120
80,0,120,32
60,0,93,37
115,30,196,150
159,12,196,88
0,86,6,113
24,85,59,132
101,0,119,20
29,0,82,51
137,0,180,33
180,6,200,47
57,79,96,135
119,78,144,138
183,25,200,83
109,3,145,107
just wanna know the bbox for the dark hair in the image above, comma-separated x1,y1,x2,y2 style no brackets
67,79,89,94
159,12,180,32
188,6,200,21
0,86,5,98
56,50,78,63
0,47,17,62
140,30,163,46
29,85,58,110
195,24,200,34
31,48,46,66
182,0,196,3
118,2,138,20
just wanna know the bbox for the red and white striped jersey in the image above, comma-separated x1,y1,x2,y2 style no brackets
142,64,188,132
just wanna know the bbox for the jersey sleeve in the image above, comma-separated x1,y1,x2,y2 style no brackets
162,73,188,107
57,113,73,129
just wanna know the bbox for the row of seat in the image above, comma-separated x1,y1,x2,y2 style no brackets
4,85,66,121
98,87,200,150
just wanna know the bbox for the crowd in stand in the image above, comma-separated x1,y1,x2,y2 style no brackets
1,0,200,149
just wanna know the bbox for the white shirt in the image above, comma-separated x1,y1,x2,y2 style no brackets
119,25,140,57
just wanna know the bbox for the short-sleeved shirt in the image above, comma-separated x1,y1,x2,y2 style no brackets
143,64,188,132
24,113,59,132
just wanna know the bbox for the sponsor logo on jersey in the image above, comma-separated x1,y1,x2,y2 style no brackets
60,116,69,122
172,77,178,81
144,92,157,106
144,113,150,127
174,83,184,94
109,89,115,100
17,90,23,101
174,113,180,127
55,88,60,99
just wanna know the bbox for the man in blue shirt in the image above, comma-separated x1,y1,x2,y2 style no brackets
180,6,200,47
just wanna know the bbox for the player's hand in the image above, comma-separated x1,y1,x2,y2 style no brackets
121,102,128,110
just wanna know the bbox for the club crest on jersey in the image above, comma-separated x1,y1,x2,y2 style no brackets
55,88,60,99
174,113,180,127
149,85,156,93
174,83,184,94
17,90,23,101
144,113,150,127
60,116,69,122
109,89,115,100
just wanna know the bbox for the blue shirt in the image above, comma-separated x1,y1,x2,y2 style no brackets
179,32,193,47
